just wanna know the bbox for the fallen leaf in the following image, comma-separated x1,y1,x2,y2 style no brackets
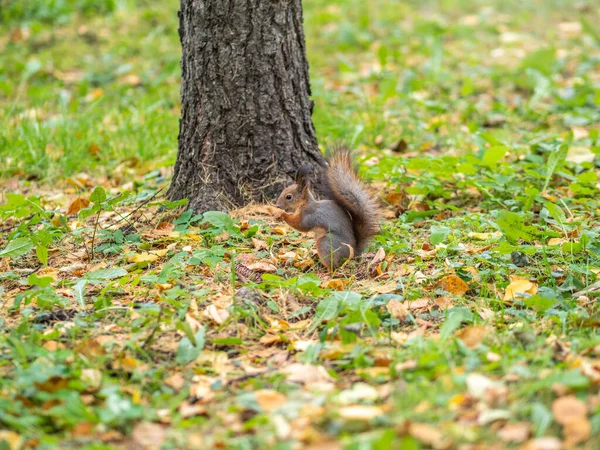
551,395,587,425
131,422,166,449
254,389,287,412
407,298,429,310
247,261,277,272
251,238,268,250
437,274,470,296
80,368,102,391
203,305,230,325
409,422,447,448
67,197,90,215
0,430,22,450
519,437,562,450
498,422,530,443
386,299,409,320
457,325,489,349
321,279,350,290
337,405,384,421
282,363,333,386
504,276,538,301
164,373,185,391
468,231,502,241
563,417,591,447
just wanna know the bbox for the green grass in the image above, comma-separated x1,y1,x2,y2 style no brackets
1,0,600,449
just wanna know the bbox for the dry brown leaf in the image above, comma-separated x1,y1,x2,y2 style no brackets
437,274,470,296
259,333,283,345
457,325,489,349
164,373,185,391
368,247,386,277
283,363,333,386
386,299,409,320
407,298,429,310
498,422,530,443
131,422,166,449
504,276,538,301
203,305,230,325
251,238,268,250
178,401,206,418
67,197,90,215
519,437,562,450
254,389,287,412
434,296,453,310
563,417,591,447
247,261,277,272
580,358,600,384
551,395,587,425
409,422,447,448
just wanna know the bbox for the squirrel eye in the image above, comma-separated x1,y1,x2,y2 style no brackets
286,194,293,200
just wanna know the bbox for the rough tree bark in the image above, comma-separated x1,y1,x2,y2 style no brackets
167,0,324,212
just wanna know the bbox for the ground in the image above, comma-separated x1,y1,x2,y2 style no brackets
1,0,600,449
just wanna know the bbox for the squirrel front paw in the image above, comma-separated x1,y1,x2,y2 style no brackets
267,206,285,220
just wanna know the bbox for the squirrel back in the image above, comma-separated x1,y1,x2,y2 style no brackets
324,147,381,254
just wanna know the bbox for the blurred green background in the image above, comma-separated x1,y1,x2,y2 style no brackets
1,0,598,181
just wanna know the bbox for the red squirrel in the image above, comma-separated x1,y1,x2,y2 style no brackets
275,148,382,271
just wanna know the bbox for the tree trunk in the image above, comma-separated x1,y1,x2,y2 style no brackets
167,0,323,212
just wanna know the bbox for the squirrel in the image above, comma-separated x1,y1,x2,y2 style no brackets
275,147,382,271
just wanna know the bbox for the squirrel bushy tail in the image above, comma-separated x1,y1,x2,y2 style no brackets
326,147,382,254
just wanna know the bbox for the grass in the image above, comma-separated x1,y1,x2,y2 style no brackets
1,0,600,449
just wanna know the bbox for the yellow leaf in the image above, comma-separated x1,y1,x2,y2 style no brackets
127,249,168,264
437,274,470,296
321,278,350,290
468,231,502,241
0,431,22,450
337,405,384,421
273,226,287,235
503,276,538,301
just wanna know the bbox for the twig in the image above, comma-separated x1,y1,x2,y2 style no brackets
110,187,164,228
90,210,101,260
142,306,164,349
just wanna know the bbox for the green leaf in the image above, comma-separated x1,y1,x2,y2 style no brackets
520,48,556,75
85,268,127,280
310,296,340,332
531,403,552,437
482,146,507,168
73,280,87,306
211,337,243,346
544,202,566,225
441,307,474,341
36,245,48,265
430,225,450,246
523,295,554,313
0,237,34,258
27,273,53,288
176,326,206,364
90,186,107,204
543,144,568,191
495,211,538,243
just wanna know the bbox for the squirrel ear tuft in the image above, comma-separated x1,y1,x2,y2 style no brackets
295,164,313,190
